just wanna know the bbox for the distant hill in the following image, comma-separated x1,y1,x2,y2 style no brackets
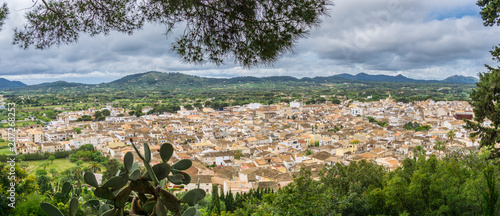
333,73,479,84
0,78,27,89
106,71,219,88
10,71,477,92
441,75,477,84
104,72,329,89
17,81,90,91
335,73,424,82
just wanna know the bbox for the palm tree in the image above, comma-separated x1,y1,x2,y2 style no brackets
469,133,477,146
88,162,101,173
433,140,446,156
60,167,84,196
447,130,456,146
413,145,426,158
72,167,84,196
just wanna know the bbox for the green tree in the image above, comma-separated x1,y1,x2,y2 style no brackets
6,0,331,67
37,174,52,194
478,0,500,62
41,161,49,170
193,102,203,110
225,190,235,213
209,184,221,215
184,104,194,110
413,145,426,158
103,158,121,181
447,130,456,146
234,150,243,160
0,3,7,31
102,109,111,116
305,149,312,156
465,0,500,157
49,168,58,177
256,169,335,215
49,155,55,164
331,97,341,104
94,110,102,119
10,194,47,216
75,160,84,166
77,115,92,122
35,169,48,176
483,165,499,216
433,140,446,155
88,162,101,173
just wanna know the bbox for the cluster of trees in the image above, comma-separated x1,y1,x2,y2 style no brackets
76,115,92,122
1,146,499,216
220,150,498,216
0,148,72,162
146,104,181,115
190,185,275,216
93,109,110,121
0,143,125,216
367,116,389,127
403,121,432,131
68,144,107,165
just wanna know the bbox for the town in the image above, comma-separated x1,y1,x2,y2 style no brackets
1,96,481,195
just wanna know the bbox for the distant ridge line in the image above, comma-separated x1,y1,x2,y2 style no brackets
5,71,478,90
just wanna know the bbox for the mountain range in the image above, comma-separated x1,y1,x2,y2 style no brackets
0,78,27,89
0,72,478,91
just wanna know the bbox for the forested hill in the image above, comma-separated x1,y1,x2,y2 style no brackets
441,75,478,84
0,78,26,89
5,71,477,92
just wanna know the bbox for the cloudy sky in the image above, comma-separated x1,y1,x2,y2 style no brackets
0,0,498,85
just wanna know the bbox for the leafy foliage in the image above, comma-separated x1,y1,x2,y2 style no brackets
466,0,500,156
403,121,431,131
10,0,331,67
0,3,7,31
465,67,500,151
40,141,205,216
366,117,389,127
483,165,499,216
221,151,500,216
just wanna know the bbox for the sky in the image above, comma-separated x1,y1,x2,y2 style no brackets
0,0,498,85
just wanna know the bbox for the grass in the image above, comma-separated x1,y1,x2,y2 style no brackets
24,158,106,175
0,121,41,128
0,148,12,155
0,141,12,155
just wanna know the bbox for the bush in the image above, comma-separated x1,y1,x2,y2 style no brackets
11,194,47,216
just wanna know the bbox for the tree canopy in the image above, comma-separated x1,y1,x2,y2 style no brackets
0,3,7,31
478,0,500,61
466,0,500,155
0,0,331,67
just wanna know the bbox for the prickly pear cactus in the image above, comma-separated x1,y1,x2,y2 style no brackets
40,181,100,216
41,141,205,216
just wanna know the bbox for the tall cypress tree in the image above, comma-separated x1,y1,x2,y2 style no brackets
220,188,225,204
209,184,221,215
226,190,235,213
235,192,243,209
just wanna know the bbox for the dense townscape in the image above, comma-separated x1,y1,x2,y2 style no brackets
2,95,481,194
2,0,500,215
